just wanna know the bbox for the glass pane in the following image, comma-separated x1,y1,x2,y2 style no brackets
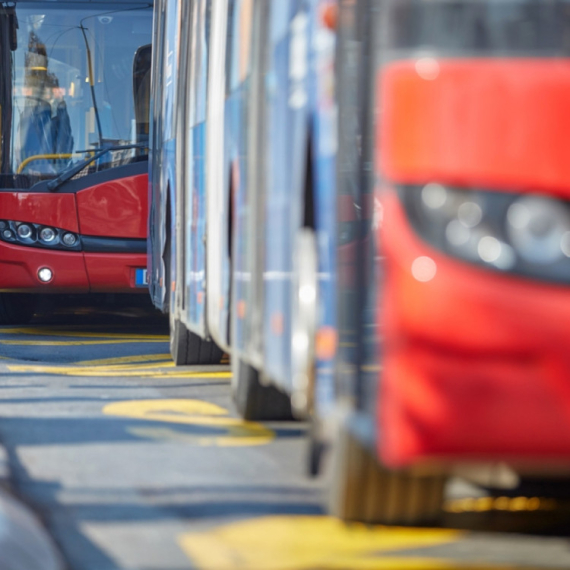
0,2,152,189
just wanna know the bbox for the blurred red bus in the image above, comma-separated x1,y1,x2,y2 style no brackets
328,0,570,524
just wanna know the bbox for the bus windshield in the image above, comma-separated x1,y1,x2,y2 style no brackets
0,1,152,189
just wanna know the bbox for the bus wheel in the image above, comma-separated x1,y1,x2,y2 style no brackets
0,293,36,325
233,358,294,421
170,317,224,365
328,427,446,525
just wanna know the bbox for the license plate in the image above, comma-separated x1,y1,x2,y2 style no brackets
135,268,148,287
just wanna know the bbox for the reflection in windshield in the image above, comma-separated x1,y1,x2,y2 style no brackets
0,2,152,189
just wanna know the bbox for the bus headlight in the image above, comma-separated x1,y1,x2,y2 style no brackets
62,232,77,247
398,184,570,284
16,223,34,240
39,227,57,243
506,197,570,264
0,220,81,251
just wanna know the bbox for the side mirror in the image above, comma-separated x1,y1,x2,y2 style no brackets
133,44,152,145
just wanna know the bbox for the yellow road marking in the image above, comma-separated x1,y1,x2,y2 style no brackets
77,354,172,366
178,516,467,570
178,515,539,570
0,327,167,340
8,364,231,379
0,339,165,346
444,496,557,514
104,399,274,446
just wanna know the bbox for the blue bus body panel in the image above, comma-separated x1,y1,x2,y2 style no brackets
185,121,208,332
232,82,251,354
262,0,307,388
148,0,180,313
309,0,338,414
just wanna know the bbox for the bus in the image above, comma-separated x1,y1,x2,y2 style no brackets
326,0,570,525
148,0,339,421
148,0,224,364
148,0,338,392
230,0,339,421
0,0,153,323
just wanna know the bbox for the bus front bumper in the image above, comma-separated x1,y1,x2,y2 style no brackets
0,240,147,293
379,191,570,469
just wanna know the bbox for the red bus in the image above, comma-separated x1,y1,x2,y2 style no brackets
0,1,153,323
329,0,570,525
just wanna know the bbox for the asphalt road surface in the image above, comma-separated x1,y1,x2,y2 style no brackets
0,295,568,570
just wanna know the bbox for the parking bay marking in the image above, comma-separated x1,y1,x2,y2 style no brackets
77,354,172,366
103,399,274,446
0,339,167,346
178,515,541,570
0,327,168,340
7,363,231,379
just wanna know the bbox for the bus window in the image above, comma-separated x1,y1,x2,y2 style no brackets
133,44,152,146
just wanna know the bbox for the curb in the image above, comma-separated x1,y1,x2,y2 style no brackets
0,449,65,570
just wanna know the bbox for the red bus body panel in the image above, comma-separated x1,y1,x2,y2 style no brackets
76,174,148,238
381,59,570,197
377,59,570,467
0,173,148,293
84,253,148,292
0,193,79,233
0,241,90,292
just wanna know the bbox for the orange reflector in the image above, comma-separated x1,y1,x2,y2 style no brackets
321,4,337,30
271,313,284,336
315,326,337,360
237,300,246,319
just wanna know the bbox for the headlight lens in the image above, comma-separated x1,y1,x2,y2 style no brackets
16,223,33,240
39,227,57,243
62,232,77,247
506,197,570,264
398,184,570,284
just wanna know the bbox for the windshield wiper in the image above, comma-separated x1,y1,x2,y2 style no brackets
46,143,146,192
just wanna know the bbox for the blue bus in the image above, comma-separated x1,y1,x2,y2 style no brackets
148,0,224,364
230,0,339,421
148,0,338,421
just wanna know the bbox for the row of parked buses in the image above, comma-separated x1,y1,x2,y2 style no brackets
3,0,570,526
148,0,570,525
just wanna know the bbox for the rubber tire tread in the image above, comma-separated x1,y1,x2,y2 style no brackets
0,294,35,325
328,428,445,525
234,359,294,421
186,331,224,365
170,318,224,365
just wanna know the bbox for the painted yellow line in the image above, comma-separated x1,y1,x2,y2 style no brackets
0,339,165,346
105,399,229,417
127,426,271,447
65,361,177,371
77,354,172,366
444,496,557,514
178,516,465,570
104,399,274,446
8,364,231,379
0,327,167,340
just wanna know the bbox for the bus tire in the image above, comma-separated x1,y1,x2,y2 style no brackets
0,294,36,325
233,358,294,421
328,427,445,525
170,317,224,365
